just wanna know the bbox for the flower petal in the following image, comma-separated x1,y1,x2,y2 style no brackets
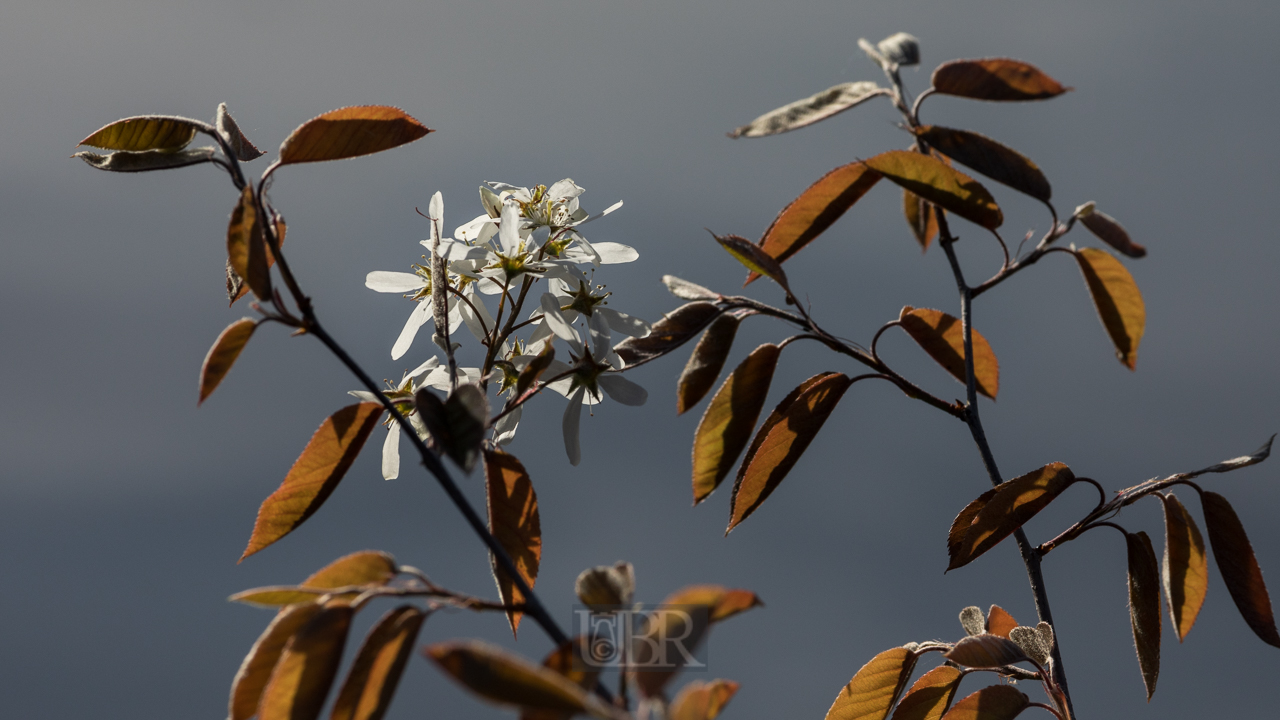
598,307,650,338
540,293,581,342
392,301,432,360
406,356,442,383
348,390,381,402
591,242,639,264
494,405,521,446
547,178,585,200
499,202,523,255
599,374,648,407
382,422,401,480
366,271,426,293
588,311,612,362
563,386,585,466
427,191,444,242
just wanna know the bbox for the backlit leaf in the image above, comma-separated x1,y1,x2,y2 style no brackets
79,114,202,152
729,81,886,138
414,385,488,473
959,606,985,637
947,488,997,566
229,603,325,720
426,641,618,719
277,106,431,165
522,638,602,720
714,234,789,292
691,344,781,504
516,346,555,397
1159,493,1208,641
232,551,402,607
898,307,999,399
633,586,761,699
226,186,272,301
216,103,266,161
232,214,285,305
1007,626,1049,666
330,606,426,720
914,126,1050,203
241,403,385,560
670,679,740,720
939,686,1028,720
679,315,742,415
931,59,1069,101
74,146,217,172
259,604,354,720
484,449,542,637
985,606,1018,638
864,150,1003,230
948,462,1075,570
1075,248,1145,370
575,562,636,610
824,647,918,720
1075,202,1146,258
616,302,724,369
728,373,853,532
903,189,938,251
746,162,882,283
662,585,764,623
1201,491,1280,647
944,634,1029,669
889,666,962,720
199,318,257,405
1126,531,1162,701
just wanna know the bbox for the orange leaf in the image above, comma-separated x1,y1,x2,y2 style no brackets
714,234,789,292
1201,491,1280,647
890,666,962,720
824,647,918,720
330,605,426,720
226,186,272,301
199,318,257,405
616,302,724,369
231,214,285,306
746,162,882,283
727,373,852,532
277,106,432,165
691,344,781,504
914,126,1050,203
899,307,999,399
931,58,1069,101
864,150,1002,230
948,462,1075,570
670,679,740,720
1159,493,1208,641
230,550,401,607
662,585,765,623
228,603,325,720
984,606,1018,638
1074,248,1145,370
678,315,742,415
633,586,761,699
944,635,1029,669
426,640,617,719
938,685,1028,720
241,403,385,561
521,637,603,720
258,604,354,720
947,488,997,566
1126,531,1162,701
79,114,201,152
484,449,542,637
903,189,937,251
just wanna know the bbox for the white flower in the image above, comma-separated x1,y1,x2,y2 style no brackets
349,356,441,480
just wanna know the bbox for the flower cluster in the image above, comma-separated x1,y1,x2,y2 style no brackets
358,180,649,474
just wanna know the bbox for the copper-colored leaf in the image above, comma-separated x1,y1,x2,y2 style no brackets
1159,493,1208,641
939,686,1028,720
662,585,765,623
226,186,272,301
632,586,761,699
899,307,999,399
615,302,724,369
259,604,354,720
1126,531,1162,701
931,59,1069,102
232,551,402,607
678,315,741,415
1075,202,1145,258
199,318,257,405
277,106,432,165
229,603,325,720
864,150,1003,230
1201,491,1280,647
729,81,887,138
426,641,617,719
670,679,740,720
727,373,852,532
74,146,217,172
985,606,1018,638
79,114,202,152
903,189,938,251
714,234,788,292
217,103,266,161
232,214,285,305
1075,248,1145,370
948,488,998,566
691,344,781,504
945,634,1029,669
914,126,1050,203
948,462,1075,570
824,647,918,720
522,637,603,720
516,346,556,397
484,449,542,637
241,403,385,561
890,666,963,720
746,162,883,283
330,606,426,720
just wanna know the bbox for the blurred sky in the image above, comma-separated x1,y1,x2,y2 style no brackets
2,1,1278,718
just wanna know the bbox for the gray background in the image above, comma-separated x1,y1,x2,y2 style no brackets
2,1,1277,717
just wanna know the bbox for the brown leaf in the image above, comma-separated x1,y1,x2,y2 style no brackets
678,315,742,415
729,81,887,138
241,403,385,561
232,214,285,305
1201,491,1280,647
74,146,217,172
575,562,636,610
633,586,762,699
231,551,402,607
277,106,432,165
229,603,325,720
824,647,918,720
931,58,1069,101
944,634,1029,669
1126,531,1162,701
727,372,853,532
947,488,998,567
691,344,781,504
670,679,740,720
746,162,883,283
79,114,202,152
903,189,938,251
889,666,962,720
414,384,488,473
948,462,1075,570
984,606,1018,638
216,103,266,161
226,186,272,301
615,302,724,369
914,126,1051,203
714,234,788,292
661,585,765,623
938,686,1028,720
1075,203,1146,258
1075,248,1145,370
199,318,257,405
259,604,354,720
522,637,603,720
1159,493,1208,641
330,606,426,720
484,449,541,637
899,307,999,399
864,150,1003,230
516,346,556,398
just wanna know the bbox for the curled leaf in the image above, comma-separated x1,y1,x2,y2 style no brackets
890,666,962,720
1126,531,1162,701
729,81,886,138
914,126,1050,203
228,603,325,720
484,449,542,637
426,641,618,719
575,562,636,610
903,189,938,251
939,685,1028,720
1159,493,1208,641
226,186,272,302
944,634,1029,669
216,103,265,161
330,606,426,720
79,114,202,152
931,58,1069,101
516,346,556,398
74,146,217,172
714,234,789,292
948,462,1075,570
824,646,918,720
1075,202,1146,258
1074,248,1145,370
615,302,723,369
984,605,1018,638
865,150,1003,230
898,307,999,399
277,106,432,166
199,318,257,405
678,315,742,415
670,679,740,720
1201,491,1280,647
258,604,354,720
